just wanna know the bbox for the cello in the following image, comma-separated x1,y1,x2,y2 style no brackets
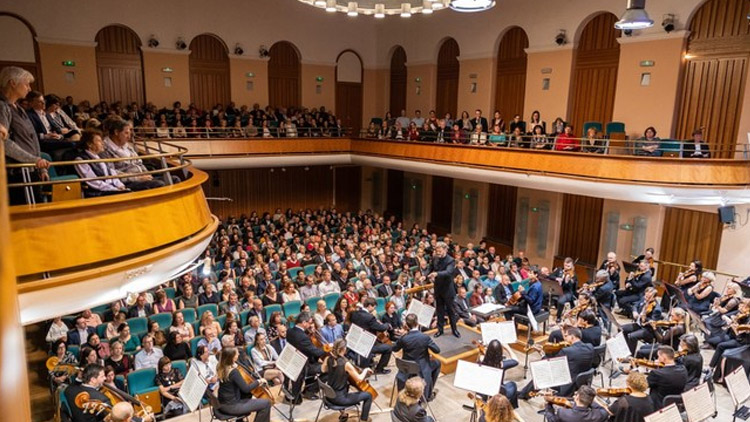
236,361,277,404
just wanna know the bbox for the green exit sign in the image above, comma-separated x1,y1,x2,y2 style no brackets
62,60,76,67
315,76,324,82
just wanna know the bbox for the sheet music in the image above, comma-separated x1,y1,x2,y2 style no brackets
276,343,307,382
472,303,505,314
726,365,750,407
178,364,208,413
526,305,539,332
346,324,377,358
529,356,571,390
407,299,436,328
682,383,715,422
481,321,517,345
606,332,631,362
453,360,504,396
644,403,683,422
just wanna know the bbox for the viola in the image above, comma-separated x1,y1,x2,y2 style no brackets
596,387,631,397
471,339,487,355
618,357,664,369
528,391,572,408
541,341,571,355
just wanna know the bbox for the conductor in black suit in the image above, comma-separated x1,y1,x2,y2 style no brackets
349,298,393,374
287,312,326,402
428,242,459,338
392,313,441,401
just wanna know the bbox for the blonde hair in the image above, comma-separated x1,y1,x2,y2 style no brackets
626,371,649,392
727,282,743,298
398,377,425,407
485,394,514,422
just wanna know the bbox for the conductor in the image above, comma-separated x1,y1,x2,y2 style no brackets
428,242,459,338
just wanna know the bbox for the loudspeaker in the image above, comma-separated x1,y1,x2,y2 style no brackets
718,205,735,224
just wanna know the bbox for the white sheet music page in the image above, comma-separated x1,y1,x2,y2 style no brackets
178,364,208,413
481,321,517,345
726,365,750,407
407,299,436,328
530,356,571,390
681,382,715,422
606,332,632,362
473,303,505,314
346,324,377,358
526,305,539,332
453,360,504,396
644,403,683,422
277,343,307,381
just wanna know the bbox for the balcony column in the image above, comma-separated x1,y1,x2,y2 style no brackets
0,145,31,419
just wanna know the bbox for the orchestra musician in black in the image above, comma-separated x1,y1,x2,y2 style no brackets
552,257,578,324
615,260,653,316
621,287,662,355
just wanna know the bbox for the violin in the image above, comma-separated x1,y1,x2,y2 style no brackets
578,280,606,294
648,320,678,329
733,324,750,335
627,269,647,282
507,291,523,306
528,391,573,408
540,341,571,355
674,350,688,359
472,339,487,355
596,387,632,398
376,331,392,345
563,303,588,320
639,300,656,324
237,361,276,404
618,357,665,369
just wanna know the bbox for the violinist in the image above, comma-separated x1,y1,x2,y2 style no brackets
381,301,406,341
480,394,516,422
392,314,441,401
543,386,609,422
606,372,654,422
703,282,742,340
584,269,615,312
634,307,686,358
509,267,543,319
632,248,656,277
479,339,519,408
216,347,272,422
552,257,578,324
674,260,702,292
708,298,750,370
622,287,662,355
598,252,621,292
547,303,602,348
615,260,653,316
321,339,374,422
677,334,703,390
644,346,687,408
686,271,715,314
286,312,326,402
392,377,433,422
350,298,393,374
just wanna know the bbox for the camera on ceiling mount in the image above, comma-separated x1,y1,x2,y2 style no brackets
148,35,159,48
662,14,675,33
234,44,244,55
176,38,187,50
555,30,567,46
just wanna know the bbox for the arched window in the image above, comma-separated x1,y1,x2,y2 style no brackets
389,46,407,115
335,50,363,135
268,41,301,109
95,25,144,105
568,13,621,137
189,34,230,110
436,38,460,118
494,27,528,124
0,13,42,91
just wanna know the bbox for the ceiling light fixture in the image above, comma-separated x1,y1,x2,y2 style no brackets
422,0,433,14
448,0,495,13
615,0,654,30
347,2,359,16
401,3,412,17
374,3,385,17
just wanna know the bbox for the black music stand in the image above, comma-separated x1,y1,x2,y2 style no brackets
540,275,564,312
600,305,621,337
663,281,688,311
622,261,638,275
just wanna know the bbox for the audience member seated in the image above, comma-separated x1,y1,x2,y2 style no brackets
134,334,163,370
74,129,130,197
554,124,579,151
581,127,606,154
635,126,662,157
683,127,711,158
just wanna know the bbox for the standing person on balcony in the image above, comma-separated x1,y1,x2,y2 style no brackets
471,109,489,133
0,66,50,204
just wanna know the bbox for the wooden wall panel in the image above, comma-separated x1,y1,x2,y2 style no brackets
557,194,603,266
436,38,460,117
268,41,301,108
386,169,404,220
675,0,750,158
189,34,230,110
202,166,335,219
658,207,723,283
334,166,361,212
495,27,528,120
486,184,517,248
95,25,144,105
389,46,407,115
429,176,453,236
568,13,620,136
336,81,363,135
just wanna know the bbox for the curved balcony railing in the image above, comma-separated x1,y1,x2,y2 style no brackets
132,125,351,140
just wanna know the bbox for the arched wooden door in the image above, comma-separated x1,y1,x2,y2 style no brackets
675,0,750,158
189,34,230,110
495,27,528,121
268,41,301,109
336,50,363,135
389,46,407,115
95,25,144,105
568,13,621,136
0,13,42,91
436,38,460,117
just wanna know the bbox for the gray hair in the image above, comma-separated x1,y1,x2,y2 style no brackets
0,66,34,89
595,269,609,281
435,241,448,251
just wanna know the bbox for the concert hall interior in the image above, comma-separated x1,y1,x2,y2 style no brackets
3,0,750,422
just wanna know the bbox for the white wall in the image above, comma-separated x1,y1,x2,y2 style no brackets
0,16,35,62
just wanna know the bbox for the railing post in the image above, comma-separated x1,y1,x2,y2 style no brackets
21,167,35,205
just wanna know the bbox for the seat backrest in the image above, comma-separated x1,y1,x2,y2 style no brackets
189,337,202,356
662,394,684,410
324,292,341,310
592,344,607,368
178,308,197,324
582,121,603,135
305,296,322,310
196,304,219,319
264,304,283,320
318,380,338,400
395,357,420,376
605,121,625,136
126,317,148,335
150,312,173,330
575,368,596,388
283,300,302,318
127,368,158,395
171,360,187,377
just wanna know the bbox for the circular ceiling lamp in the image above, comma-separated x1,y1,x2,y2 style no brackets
448,0,495,13
296,0,452,17
614,0,654,30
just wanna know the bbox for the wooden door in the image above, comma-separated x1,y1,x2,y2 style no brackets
390,46,407,115
436,38,460,117
268,41,301,108
95,25,144,105
335,82,363,136
334,166,361,212
189,34,230,110
557,194,604,266
658,207,723,284
429,176,453,236
486,184,517,253
495,27,528,120
386,169,404,220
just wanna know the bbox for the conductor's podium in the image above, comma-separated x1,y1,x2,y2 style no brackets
427,323,483,374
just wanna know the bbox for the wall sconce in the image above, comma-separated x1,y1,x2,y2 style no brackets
176,38,187,50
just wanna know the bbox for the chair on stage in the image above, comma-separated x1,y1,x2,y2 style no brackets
206,389,243,422
592,344,607,387
514,311,550,378
314,380,360,422
390,357,436,420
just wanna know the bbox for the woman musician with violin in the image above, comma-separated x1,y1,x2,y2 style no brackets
708,298,750,374
552,258,579,324
546,308,602,349
686,271,716,314
674,260,702,291
704,282,743,341
216,346,272,422
621,287,662,355
321,338,375,422
602,372,654,422
677,334,703,390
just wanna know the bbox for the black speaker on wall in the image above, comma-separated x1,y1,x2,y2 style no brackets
718,205,735,224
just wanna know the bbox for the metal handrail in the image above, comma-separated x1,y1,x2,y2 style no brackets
630,255,742,279
133,125,351,139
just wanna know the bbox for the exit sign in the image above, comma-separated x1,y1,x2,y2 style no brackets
62,60,76,67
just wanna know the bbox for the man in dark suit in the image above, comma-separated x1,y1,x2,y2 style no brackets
377,275,394,298
287,312,325,401
349,298,393,374
270,324,288,355
429,242,459,338
543,385,609,422
682,128,710,158
452,286,481,327
392,314,441,401
65,364,113,422
68,315,95,346
646,346,688,408
470,109,489,133
25,91,62,142
434,119,449,143
62,96,78,119
615,260,653,316
493,274,515,305
127,294,152,318
247,298,266,327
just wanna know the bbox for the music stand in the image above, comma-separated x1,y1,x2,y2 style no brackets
600,305,622,336
622,261,638,275
663,282,688,310
685,307,711,337
540,275,564,312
